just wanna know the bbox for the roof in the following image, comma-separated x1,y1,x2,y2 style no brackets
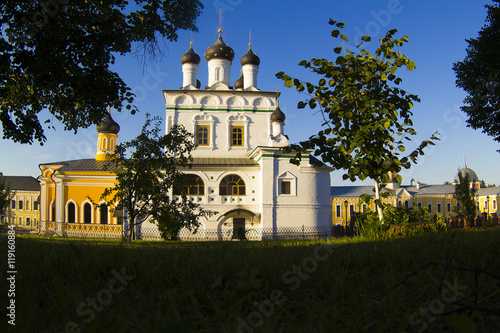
331,184,457,197
191,158,259,166
1,176,40,191
477,187,500,196
41,159,115,172
405,184,456,195
331,186,376,197
41,158,259,172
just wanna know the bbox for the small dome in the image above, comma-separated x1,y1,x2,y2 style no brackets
454,167,479,183
204,29,234,62
241,44,260,66
97,113,120,134
234,73,243,90
181,42,200,65
271,104,286,123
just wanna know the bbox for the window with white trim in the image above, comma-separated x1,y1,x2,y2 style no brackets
226,114,248,150
278,171,297,196
193,113,215,150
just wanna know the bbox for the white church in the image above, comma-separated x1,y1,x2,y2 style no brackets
140,28,333,240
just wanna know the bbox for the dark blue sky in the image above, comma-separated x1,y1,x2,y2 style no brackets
1,0,498,186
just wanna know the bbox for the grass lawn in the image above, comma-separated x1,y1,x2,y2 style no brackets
1,228,499,332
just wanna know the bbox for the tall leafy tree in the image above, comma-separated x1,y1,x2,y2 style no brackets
0,0,203,144
276,20,439,220
454,172,477,225
453,1,500,146
0,173,11,221
98,114,211,241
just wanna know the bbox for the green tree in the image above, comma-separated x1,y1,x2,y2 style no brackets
276,20,439,220
0,0,203,144
453,1,500,146
0,173,11,222
454,172,477,225
98,114,211,241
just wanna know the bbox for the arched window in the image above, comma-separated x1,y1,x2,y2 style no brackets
174,175,205,195
84,203,92,224
26,218,30,226
215,66,222,81
68,202,76,223
404,201,409,209
220,175,245,196
100,204,108,224
51,202,56,222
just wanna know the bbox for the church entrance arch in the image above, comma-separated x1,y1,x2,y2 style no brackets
217,209,259,240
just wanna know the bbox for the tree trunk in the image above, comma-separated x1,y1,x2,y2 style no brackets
374,180,384,221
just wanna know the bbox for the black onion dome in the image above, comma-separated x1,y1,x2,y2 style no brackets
241,44,260,66
204,29,234,62
271,104,286,122
234,73,243,90
97,113,120,134
181,42,201,65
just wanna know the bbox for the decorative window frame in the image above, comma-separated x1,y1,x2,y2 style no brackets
66,200,78,223
81,200,94,224
98,200,109,224
219,174,246,196
226,114,249,150
49,200,56,222
277,171,297,196
193,113,215,150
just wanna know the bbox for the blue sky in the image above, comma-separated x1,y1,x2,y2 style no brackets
1,0,499,186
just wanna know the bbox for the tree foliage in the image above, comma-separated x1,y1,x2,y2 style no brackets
98,114,211,241
454,172,477,224
276,19,439,219
0,173,11,219
0,0,203,144
453,1,500,146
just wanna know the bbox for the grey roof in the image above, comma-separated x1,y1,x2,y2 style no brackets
405,185,456,196
477,187,500,196
41,159,114,172
191,158,258,166
1,176,40,191
41,157,259,172
331,186,376,197
331,184,457,197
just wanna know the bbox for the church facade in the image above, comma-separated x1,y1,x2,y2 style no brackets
37,29,333,239
147,29,332,239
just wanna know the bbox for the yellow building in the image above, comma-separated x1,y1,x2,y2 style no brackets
38,113,121,237
1,175,40,228
331,168,499,225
